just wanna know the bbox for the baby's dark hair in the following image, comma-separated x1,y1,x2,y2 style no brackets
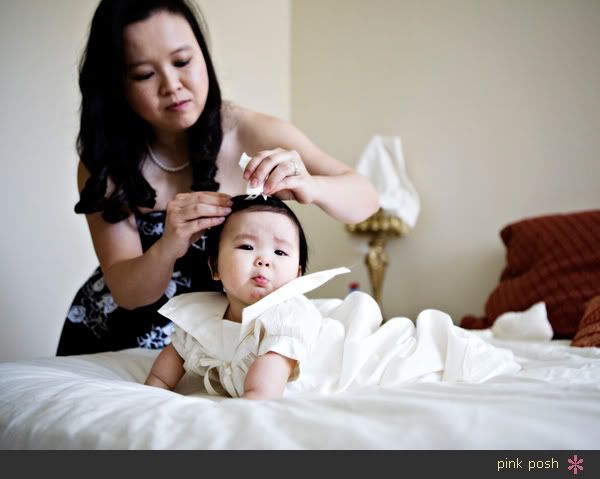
205,195,309,276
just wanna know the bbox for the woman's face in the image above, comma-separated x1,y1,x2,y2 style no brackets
212,210,302,310
123,10,209,136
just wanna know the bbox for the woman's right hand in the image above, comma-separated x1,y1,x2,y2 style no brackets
161,191,232,260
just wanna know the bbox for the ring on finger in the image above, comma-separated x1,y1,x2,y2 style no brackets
290,159,299,176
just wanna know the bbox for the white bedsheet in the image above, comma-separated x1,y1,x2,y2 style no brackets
1,335,599,449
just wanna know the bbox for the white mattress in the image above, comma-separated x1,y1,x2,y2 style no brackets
1,334,599,449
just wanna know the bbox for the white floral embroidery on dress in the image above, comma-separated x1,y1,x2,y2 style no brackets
99,294,118,315
67,305,86,323
137,323,175,349
136,215,164,236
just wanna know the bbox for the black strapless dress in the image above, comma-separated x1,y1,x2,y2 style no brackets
56,211,221,355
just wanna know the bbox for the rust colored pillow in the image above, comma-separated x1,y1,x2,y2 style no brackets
461,210,600,339
571,296,600,347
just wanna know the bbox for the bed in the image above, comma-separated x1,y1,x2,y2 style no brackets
2,210,598,449
1,324,599,449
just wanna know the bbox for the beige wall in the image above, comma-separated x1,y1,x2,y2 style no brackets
198,0,290,119
0,0,99,363
0,0,290,361
291,0,600,318
1,0,598,362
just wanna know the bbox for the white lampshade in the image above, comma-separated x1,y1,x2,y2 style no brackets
356,135,420,229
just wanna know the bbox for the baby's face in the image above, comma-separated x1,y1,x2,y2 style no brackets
213,210,302,309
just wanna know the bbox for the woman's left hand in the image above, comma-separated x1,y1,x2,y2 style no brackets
242,148,317,204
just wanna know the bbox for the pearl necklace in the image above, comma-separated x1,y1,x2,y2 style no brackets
147,144,190,173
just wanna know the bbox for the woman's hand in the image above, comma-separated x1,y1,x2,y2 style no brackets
242,148,317,204
232,107,379,222
161,191,232,260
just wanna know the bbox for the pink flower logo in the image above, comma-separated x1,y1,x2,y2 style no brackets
568,455,584,475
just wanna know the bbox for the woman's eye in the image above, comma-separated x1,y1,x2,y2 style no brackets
238,244,253,251
274,250,288,256
133,72,153,81
174,59,191,68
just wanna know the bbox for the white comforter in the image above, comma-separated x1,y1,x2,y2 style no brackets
1,330,599,449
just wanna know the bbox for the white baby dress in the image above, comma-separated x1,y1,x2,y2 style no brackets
159,268,521,397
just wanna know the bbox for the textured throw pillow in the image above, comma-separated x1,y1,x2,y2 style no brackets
571,296,600,347
461,210,600,339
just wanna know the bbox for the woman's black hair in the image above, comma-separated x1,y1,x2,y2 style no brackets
206,195,309,278
74,0,222,223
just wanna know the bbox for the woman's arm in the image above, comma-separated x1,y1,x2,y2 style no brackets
235,108,379,224
145,344,185,390
242,352,296,400
78,162,231,309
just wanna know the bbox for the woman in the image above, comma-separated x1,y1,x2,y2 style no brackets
57,0,378,355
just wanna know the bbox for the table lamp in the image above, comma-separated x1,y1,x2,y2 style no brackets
345,135,420,311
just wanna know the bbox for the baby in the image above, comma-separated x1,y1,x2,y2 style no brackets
145,194,326,399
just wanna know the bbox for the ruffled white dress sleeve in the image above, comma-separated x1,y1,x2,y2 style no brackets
245,295,322,381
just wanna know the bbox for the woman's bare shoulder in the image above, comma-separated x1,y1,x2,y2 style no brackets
222,102,278,130
227,105,305,153
221,103,280,152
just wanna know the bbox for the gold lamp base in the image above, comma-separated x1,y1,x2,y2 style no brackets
346,209,407,312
